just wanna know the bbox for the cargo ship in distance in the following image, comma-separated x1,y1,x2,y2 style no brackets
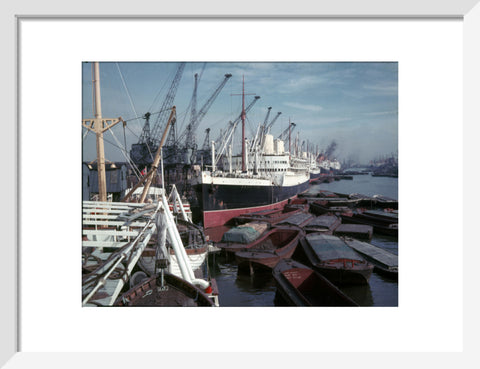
192,78,311,229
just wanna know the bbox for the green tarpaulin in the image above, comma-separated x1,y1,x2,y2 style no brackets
221,226,260,244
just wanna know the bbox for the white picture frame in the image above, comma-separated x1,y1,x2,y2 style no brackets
3,0,479,367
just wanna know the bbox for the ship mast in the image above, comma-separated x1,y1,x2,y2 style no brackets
82,62,123,202
241,76,246,172
289,118,292,157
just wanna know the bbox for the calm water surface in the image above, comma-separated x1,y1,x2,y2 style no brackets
206,174,398,307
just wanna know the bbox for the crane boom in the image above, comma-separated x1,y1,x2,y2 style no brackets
266,111,282,133
180,73,232,148
131,63,185,167
263,107,272,125
201,128,211,151
214,95,260,144
277,122,296,141
142,63,186,146
258,110,282,149
189,73,199,136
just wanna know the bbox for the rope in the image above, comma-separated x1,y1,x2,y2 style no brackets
125,124,140,139
148,65,175,112
115,63,138,118
106,128,142,180
108,128,141,177
123,122,128,158
91,65,95,117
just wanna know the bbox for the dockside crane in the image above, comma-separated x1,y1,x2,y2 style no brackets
256,110,282,150
178,73,232,164
215,95,261,146
214,95,261,166
201,128,211,151
277,121,296,142
265,111,282,134
263,107,272,127
130,62,186,167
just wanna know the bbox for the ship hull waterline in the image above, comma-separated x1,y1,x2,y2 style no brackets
195,180,310,229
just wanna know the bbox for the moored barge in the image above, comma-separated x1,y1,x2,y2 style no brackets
297,233,374,285
273,259,358,306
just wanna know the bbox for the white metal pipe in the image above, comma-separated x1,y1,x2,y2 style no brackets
161,195,194,281
211,140,216,172
244,139,249,172
216,121,237,163
173,186,189,222
155,211,169,266
228,144,232,173
161,194,209,289
162,210,191,281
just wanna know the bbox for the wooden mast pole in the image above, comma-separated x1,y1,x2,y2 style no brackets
82,62,123,202
93,62,107,202
241,76,246,172
139,107,176,203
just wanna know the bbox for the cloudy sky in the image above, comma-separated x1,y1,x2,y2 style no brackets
82,62,397,165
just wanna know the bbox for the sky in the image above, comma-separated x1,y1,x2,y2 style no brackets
82,62,398,165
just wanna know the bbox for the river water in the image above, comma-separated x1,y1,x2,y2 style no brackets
206,174,398,307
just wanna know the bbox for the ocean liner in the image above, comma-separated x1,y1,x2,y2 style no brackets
192,78,310,228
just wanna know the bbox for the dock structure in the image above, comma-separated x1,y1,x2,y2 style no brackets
344,238,398,275
82,201,161,306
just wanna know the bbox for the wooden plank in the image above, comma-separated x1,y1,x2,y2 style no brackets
83,201,146,208
82,220,147,227
82,241,129,248
82,229,140,237
83,214,130,220
82,208,130,215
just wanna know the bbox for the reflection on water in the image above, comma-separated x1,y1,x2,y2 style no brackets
339,283,374,306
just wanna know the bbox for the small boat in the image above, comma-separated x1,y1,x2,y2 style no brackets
333,224,373,241
309,200,354,216
373,195,398,209
348,193,376,207
272,259,358,306
344,238,398,279
316,190,346,198
216,222,270,255
276,212,314,229
233,206,303,226
297,233,374,285
304,215,341,234
361,209,398,223
235,228,302,274
285,198,309,210
341,212,398,237
319,197,361,207
114,272,215,306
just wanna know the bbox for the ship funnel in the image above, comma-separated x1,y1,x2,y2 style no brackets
275,139,285,154
263,134,274,154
